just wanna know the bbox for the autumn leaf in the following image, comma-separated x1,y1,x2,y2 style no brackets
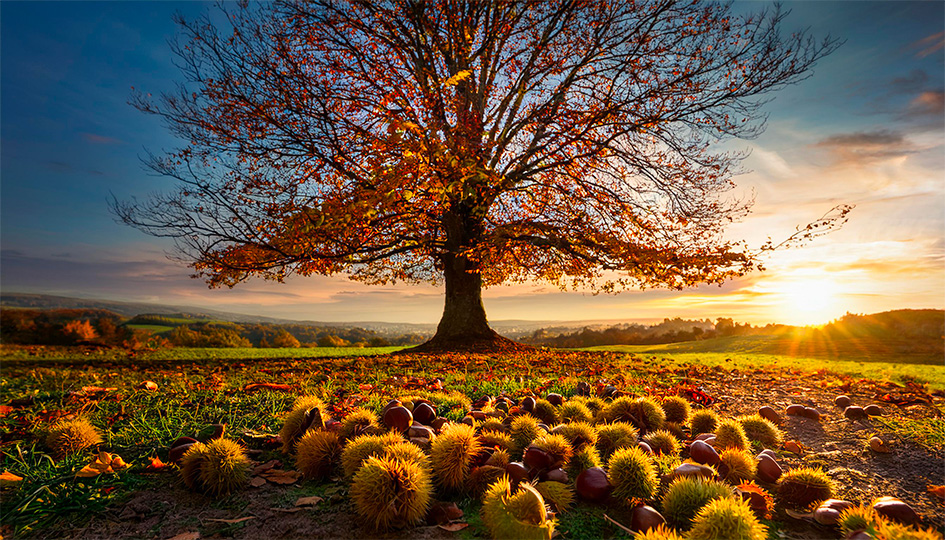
76,451,127,478
928,485,945,500
294,496,323,507
443,70,471,87
437,523,469,532
0,405,13,417
166,532,200,540
0,471,24,486
135,381,158,391
259,469,300,485
144,456,168,472
249,477,267,488
243,383,293,393
81,386,117,394
205,517,254,524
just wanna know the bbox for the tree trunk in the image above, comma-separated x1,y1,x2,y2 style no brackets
407,253,529,353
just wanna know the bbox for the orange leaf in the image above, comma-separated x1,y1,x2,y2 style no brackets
135,381,158,391
294,496,323,507
166,532,200,540
243,383,293,393
205,517,254,524
249,477,267,488
0,470,23,485
928,485,945,500
260,469,300,485
145,456,168,472
0,405,13,417
438,523,469,532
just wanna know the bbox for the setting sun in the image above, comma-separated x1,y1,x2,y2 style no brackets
771,275,841,325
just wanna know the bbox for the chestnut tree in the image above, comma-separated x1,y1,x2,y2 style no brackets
116,0,847,351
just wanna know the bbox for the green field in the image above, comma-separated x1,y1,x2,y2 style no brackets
585,336,945,389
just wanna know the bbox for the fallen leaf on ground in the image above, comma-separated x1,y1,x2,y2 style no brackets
166,532,199,540
81,386,117,394
0,405,13,417
783,440,806,455
271,507,302,513
0,471,24,485
249,477,267,488
144,456,168,472
295,496,323,507
77,451,128,478
135,381,158,391
243,383,293,393
260,469,300,485
437,523,469,532
253,459,282,475
928,485,945,500
427,501,464,525
205,517,255,524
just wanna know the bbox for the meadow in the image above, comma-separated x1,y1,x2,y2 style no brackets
1,342,942,539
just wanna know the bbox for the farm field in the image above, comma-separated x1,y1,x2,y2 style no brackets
1,347,942,539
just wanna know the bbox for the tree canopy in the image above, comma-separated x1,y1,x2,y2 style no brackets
116,0,847,350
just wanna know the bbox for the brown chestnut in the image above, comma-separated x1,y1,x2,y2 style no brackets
630,505,665,533
689,440,720,466
759,406,782,425
786,404,805,416
383,405,413,432
575,467,611,503
835,395,852,408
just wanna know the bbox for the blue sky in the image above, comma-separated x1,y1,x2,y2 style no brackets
1,1,942,324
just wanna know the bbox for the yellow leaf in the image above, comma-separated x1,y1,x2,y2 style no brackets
76,465,103,478
294,496,323,507
443,70,472,87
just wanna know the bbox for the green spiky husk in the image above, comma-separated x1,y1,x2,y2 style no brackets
643,429,681,456
874,520,943,540
776,467,835,509
661,397,691,424
690,410,720,436
195,438,250,496
610,397,666,434
718,448,756,484
338,407,380,441
553,422,597,451
341,432,404,478
688,496,767,540
180,441,209,490
383,441,431,469
714,420,749,451
595,422,638,463
479,419,508,433
838,505,881,538
737,415,783,450
45,418,103,457
533,399,558,425
566,446,603,480
430,423,481,493
533,433,573,468
664,422,687,441
535,481,574,512
279,395,328,453
350,455,433,530
635,525,687,540
661,477,734,530
558,401,593,424
607,446,659,504
469,464,508,498
296,429,342,480
510,415,543,459
479,429,513,452
571,396,606,419
482,476,556,540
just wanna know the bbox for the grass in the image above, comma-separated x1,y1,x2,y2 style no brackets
1,342,942,537
123,324,175,334
0,345,407,364
585,343,945,390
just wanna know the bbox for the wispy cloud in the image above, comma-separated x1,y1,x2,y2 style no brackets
813,130,917,164
911,31,944,58
80,132,125,145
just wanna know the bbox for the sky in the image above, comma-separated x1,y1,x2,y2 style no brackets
1,1,943,326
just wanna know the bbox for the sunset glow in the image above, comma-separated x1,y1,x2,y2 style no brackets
768,275,842,326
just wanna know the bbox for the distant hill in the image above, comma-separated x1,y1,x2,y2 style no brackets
0,292,651,337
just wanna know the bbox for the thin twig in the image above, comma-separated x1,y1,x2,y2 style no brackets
603,513,635,536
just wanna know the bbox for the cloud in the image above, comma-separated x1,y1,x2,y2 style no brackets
80,132,124,145
907,91,945,118
911,31,944,58
813,130,917,164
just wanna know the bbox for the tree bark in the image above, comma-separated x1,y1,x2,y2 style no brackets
407,253,529,353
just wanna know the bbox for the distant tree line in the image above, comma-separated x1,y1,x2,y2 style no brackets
0,308,427,349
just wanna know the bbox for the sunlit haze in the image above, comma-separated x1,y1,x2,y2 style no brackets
1,2,942,326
